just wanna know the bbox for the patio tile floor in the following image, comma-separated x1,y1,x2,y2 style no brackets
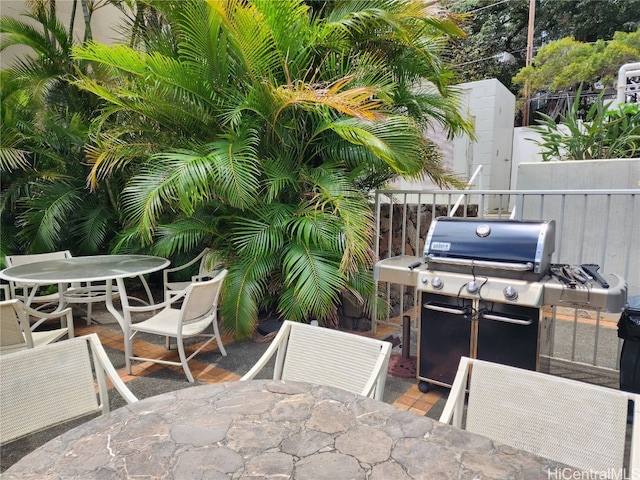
72,320,444,416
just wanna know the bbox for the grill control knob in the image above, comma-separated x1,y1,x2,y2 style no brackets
503,286,518,301
466,281,479,293
431,277,443,290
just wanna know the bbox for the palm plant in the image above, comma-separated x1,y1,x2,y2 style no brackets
0,3,123,257
72,0,471,336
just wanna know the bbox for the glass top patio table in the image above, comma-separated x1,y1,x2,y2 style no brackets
0,254,169,284
0,255,170,361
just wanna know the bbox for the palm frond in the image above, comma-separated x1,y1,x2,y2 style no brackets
16,180,80,251
0,146,31,172
303,166,375,272
329,116,425,175
231,208,290,258
273,76,385,123
261,154,301,202
221,255,278,338
206,0,283,82
72,203,113,254
152,216,220,257
280,242,344,321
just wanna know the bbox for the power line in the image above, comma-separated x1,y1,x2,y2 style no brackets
467,0,514,14
447,0,516,15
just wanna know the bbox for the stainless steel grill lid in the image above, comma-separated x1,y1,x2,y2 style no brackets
424,218,556,275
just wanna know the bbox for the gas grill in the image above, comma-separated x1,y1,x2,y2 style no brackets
374,217,628,392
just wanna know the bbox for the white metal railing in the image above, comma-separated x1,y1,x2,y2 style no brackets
374,188,639,382
449,165,483,217
616,62,640,106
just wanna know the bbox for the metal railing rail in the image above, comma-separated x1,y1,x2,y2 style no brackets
374,188,639,379
449,164,483,218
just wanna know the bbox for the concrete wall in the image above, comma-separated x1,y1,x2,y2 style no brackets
516,159,640,295
391,79,516,210
511,127,543,190
517,158,640,190
452,79,515,196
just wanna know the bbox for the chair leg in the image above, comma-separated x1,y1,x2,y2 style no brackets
125,332,133,375
213,319,227,356
87,301,93,325
177,340,195,382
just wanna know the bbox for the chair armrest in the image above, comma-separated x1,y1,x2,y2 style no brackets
240,347,277,380
162,249,209,283
86,333,138,405
23,305,74,333
20,303,71,319
438,356,471,427
240,325,288,381
191,270,220,282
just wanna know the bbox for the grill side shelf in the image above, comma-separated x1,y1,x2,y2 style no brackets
374,256,424,287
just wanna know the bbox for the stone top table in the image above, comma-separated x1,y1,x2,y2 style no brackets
4,380,575,479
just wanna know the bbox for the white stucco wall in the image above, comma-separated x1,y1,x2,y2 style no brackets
454,79,515,194
511,127,544,189
391,78,516,203
517,158,640,190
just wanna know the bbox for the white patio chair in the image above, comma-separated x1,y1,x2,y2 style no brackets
163,248,220,299
6,250,74,311
0,333,138,445
241,320,392,401
0,299,74,355
440,356,640,475
124,270,228,382
6,250,107,324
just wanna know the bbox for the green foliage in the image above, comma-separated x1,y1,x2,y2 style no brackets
513,29,640,95
442,0,640,96
68,0,471,337
0,3,121,257
529,87,640,161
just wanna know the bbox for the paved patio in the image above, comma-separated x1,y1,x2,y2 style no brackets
0,304,448,472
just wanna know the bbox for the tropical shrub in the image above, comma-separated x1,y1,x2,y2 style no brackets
3,0,472,337
529,86,640,161
70,0,472,336
0,3,125,259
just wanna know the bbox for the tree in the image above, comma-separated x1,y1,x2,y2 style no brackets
441,0,640,95
513,29,640,120
535,0,640,43
442,0,529,94
71,0,471,336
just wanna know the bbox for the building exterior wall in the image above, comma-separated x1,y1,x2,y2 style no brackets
391,79,516,213
459,78,515,195
516,159,640,294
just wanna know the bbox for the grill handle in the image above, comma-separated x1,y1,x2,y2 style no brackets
423,304,467,316
426,256,534,272
481,313,532,325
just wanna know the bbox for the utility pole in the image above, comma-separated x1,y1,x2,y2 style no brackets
522,0,536,126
